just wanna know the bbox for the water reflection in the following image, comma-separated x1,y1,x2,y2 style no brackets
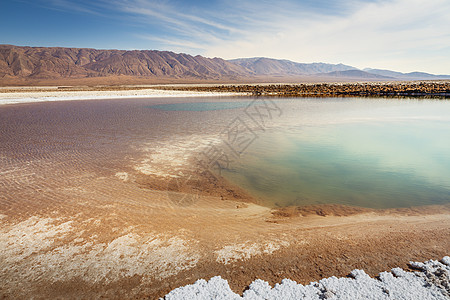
219,98,450,208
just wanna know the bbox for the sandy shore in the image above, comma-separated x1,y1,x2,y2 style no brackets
1,80,449,106
0,92,449,299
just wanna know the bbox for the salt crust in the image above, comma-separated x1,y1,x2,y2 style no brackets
164,256,450,299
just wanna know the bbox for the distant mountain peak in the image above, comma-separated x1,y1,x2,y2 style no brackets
317,70,394,79
229,57,356,75
363,68,450,80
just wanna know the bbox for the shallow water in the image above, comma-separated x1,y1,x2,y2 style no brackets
222,121,450,208
149,101,251,111
154,97,450,209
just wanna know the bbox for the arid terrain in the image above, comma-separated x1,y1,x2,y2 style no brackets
0,92,449,299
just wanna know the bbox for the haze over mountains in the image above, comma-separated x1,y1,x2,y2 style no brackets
1,45,449,84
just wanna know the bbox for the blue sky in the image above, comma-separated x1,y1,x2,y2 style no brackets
1,0,449,73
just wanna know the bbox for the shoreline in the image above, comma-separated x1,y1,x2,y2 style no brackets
1,80,450,106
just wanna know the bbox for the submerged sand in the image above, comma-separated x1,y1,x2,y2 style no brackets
0,90,449,299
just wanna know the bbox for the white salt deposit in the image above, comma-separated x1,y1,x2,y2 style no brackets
0,216,200,286
163,256,450,300
215,241,289,265
115,171,130,182
0,89,242,105
135,135,222,178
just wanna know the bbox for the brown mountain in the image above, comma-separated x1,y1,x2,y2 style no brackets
2,45,447,85
0,45,249,80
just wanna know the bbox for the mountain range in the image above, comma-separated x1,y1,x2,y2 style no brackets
1,45,449,84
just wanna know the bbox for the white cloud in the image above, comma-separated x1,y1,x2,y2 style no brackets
203,0,450,73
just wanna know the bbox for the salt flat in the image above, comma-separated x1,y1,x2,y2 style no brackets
0,87,243,105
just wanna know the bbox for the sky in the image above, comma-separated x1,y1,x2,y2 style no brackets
1,0,449,74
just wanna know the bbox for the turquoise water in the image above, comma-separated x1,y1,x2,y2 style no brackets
221,121,450,208
153,97,450,209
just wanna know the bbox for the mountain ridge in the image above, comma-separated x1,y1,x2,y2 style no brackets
317,70,394,79
229,57,357,75
1,45,449,83
363,68,450,80
0,45,248,80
